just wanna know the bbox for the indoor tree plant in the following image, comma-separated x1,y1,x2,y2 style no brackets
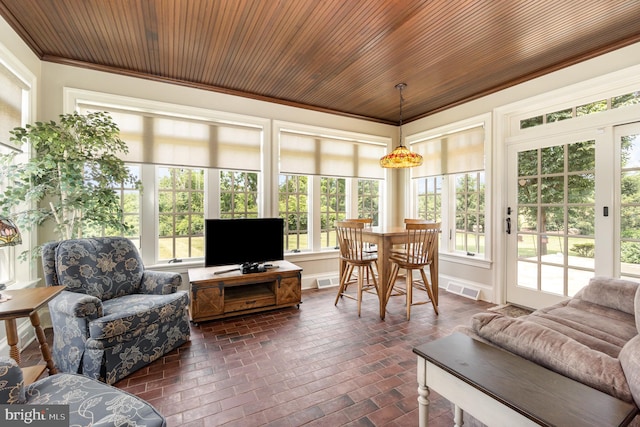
0,111,140,258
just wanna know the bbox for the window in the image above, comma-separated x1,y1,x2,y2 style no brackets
455,172,485,254
357,179,380,225
220,170,258,218
411,120,488,259
520,89,640,129
279,174,308,253
278,125,386,252
82,164,142,248
158,167,205,261
320,177,346,249
77,100,264,264
416,176,442,223
0,62,30,285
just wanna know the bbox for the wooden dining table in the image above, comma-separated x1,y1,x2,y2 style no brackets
360,225,439,320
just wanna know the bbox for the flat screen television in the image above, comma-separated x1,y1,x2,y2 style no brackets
204,218,285,267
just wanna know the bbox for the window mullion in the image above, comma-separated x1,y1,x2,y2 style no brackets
139,164,157,265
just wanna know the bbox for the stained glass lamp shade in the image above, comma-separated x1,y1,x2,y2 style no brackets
0,217,21,247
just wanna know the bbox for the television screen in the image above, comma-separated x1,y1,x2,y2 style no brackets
204,218,285,267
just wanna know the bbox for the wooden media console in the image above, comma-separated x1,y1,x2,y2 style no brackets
188,260,302,323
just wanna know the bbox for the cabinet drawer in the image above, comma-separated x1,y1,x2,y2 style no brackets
224,284,276,313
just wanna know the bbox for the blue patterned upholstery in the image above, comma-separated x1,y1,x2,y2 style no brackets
0,356,166,426
42,237,190,384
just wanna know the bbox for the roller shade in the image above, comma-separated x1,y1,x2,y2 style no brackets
412,125,484,178
78,105,262,171
0,66,24,148
280,130,386,179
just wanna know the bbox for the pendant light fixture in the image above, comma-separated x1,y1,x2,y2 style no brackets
380,83,423,168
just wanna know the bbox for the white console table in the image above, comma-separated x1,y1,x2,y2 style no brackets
413,333,637,427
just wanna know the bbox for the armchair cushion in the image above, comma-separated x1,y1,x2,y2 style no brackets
142,270,182,295
89,292,187,340
44,237,145,300
52,290,103,319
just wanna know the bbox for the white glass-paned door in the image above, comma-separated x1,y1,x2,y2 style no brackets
507,135,596,308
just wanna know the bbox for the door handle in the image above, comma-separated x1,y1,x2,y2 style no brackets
506,217,511,234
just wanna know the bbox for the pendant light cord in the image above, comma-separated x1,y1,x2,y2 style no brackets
396,83,406,147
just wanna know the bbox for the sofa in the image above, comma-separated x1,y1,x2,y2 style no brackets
42,237,191,384
0,356,166,426
456,276,640,422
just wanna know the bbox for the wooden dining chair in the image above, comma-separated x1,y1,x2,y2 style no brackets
334,220,379,316
344,218,377,279
391,218,430,255
386,222,440,319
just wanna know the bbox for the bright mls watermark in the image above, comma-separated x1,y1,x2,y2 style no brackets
0,405,68,426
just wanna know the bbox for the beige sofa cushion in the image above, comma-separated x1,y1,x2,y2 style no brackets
578,276,638,315
472,313,632,402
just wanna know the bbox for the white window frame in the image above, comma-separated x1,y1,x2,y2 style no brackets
407,113,492,267
0,44,36,287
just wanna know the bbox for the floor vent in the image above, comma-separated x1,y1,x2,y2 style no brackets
317,276,340,289
445,282,480,300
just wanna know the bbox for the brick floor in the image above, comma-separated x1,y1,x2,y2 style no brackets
22,285,493,426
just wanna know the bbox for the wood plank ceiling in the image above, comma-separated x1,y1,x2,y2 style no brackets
1,0,640,124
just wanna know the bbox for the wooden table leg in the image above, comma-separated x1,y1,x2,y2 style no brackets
29,311,57,375
376,236,389,320
4,318,20,364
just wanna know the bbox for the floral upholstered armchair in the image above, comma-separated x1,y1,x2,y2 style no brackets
0,356,166,426
42,237,190,384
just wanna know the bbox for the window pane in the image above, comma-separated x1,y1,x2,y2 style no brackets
320,177,346,249
157,167,205,261
219,170,259,218
416,176,442,222
546,108,572,123
518,149,538,176
541,145,564,174
82,164,141,250
279,175,308,253
576,100,607,116
612,92,640,108
454,172,485,255
568,140,595,172
357,179,380,225
540,176,564,204
520,116,543,129
567,174,595,203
